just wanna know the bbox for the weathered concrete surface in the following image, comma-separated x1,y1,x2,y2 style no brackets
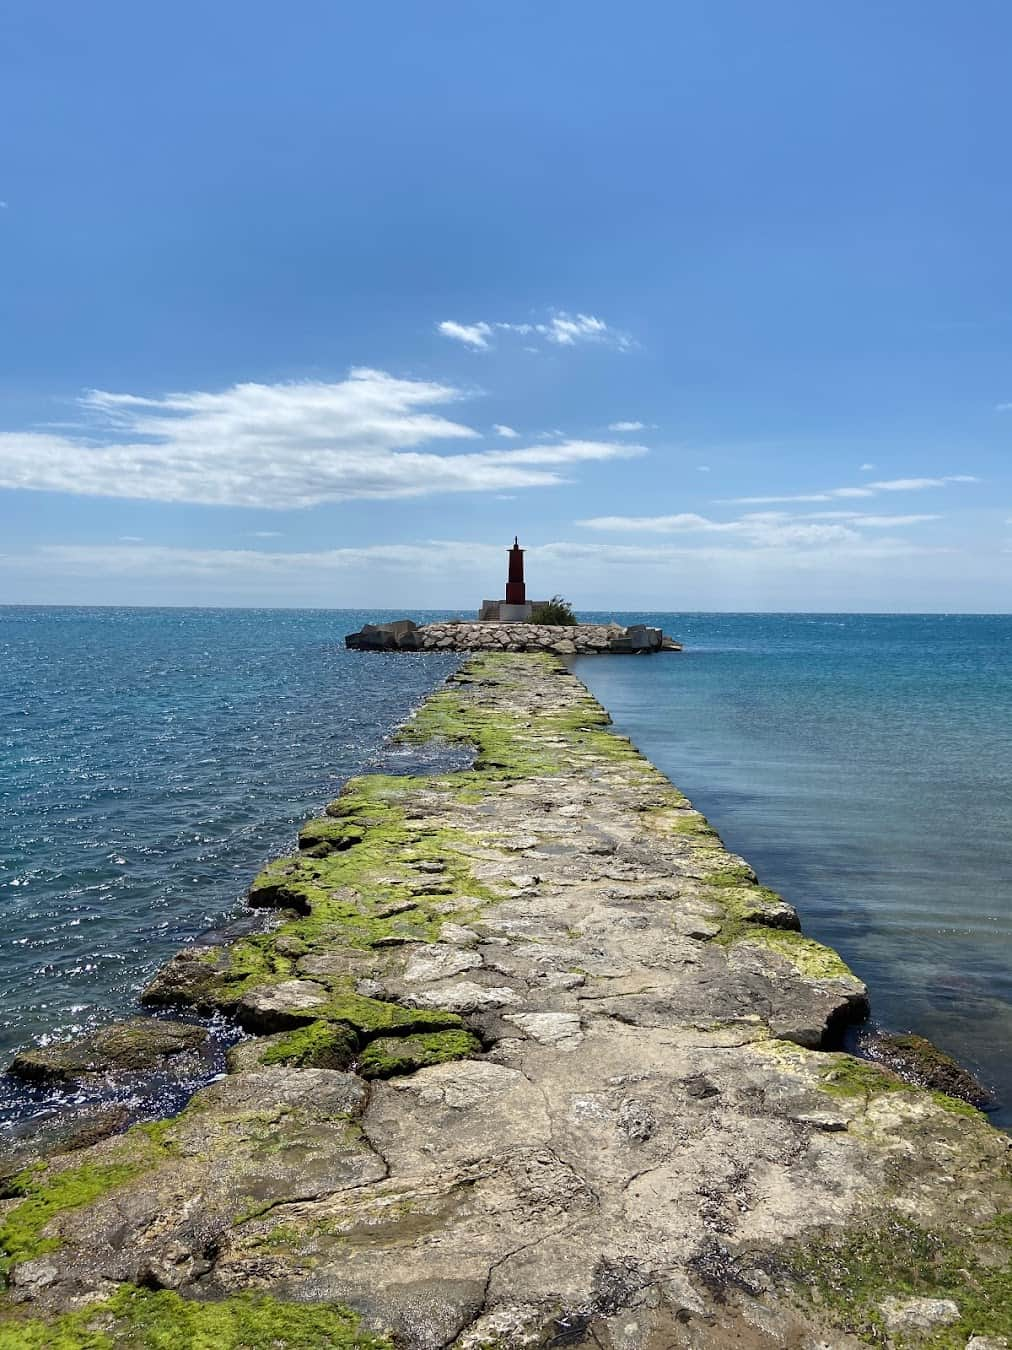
0,654,1008,1348
346,619,682,654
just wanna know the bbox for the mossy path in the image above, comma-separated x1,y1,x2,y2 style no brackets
1,654,1008,1348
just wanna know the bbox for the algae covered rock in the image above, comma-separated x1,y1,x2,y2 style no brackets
297,815,367,856
858,1028,993,1109
247,856,309,907
358,1029,481,1079
0,1066,385,1310
227,1022,359,1072
140,944,233,1011
0,1288,395,1350
9,1017,208,1087
0,1103,132,1184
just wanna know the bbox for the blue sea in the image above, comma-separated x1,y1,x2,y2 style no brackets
0,607,462,1129
1,608,1009,1131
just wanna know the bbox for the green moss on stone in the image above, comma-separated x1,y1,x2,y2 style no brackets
656,811,719,838
815,1054,906,1100
297,816,367,855
358,1029,481,1078
755,1044,990,1126
703,862,757,887
729,927,859,981
0,1160,150,1274
780,1212,1012,1347
214,934,297,997
235,792,495,998
322,994,463,1038
11,1019,206,1086
187,834,489,1017
130,1118,179,1152
258,1021,358,1069
394,653,628,781
0,1286,394,1349
325,772,426,820
928,1089,988,1120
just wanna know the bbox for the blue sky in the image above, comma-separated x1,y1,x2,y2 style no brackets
1,1,1010,611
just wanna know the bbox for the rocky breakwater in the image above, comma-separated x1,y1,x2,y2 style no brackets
1,654,1009,1349
346,618,682,654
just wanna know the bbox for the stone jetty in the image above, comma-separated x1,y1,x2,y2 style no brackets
0,655,1008,1348
346,618,682,654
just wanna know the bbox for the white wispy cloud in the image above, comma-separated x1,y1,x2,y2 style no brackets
0,369,641,509
535,537,944,564
859,462,876,471
803,512,940,527
436,320,492,349
726,475,978,505
577,509,942,547
608,420,646,432
543,314,624,347
439,311,631,353
697,465,711,473
493,424,518,438
516,312,632,349
995,404,1012,412
482,439,645,467
578,512,856,547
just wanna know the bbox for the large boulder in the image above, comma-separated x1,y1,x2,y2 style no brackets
345,619,419,650
624,625,658,652
384,619,419,642
141,944,233,1011
9,1018,209,1088
857,1030,993,1109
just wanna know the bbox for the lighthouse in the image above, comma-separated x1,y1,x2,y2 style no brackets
505,536,526,605
478,536,546,621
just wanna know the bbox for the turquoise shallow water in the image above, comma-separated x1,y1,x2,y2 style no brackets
1,608,1009,1131
575,612,1012,1128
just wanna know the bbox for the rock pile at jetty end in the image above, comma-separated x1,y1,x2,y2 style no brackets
0,654,1008,1348
345,618,682,654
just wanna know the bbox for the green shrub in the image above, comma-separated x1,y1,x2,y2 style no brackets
529,596,577,625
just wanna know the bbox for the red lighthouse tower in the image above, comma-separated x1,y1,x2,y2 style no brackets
505,536,526,605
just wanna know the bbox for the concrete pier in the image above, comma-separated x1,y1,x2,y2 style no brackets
1,655,1008,1347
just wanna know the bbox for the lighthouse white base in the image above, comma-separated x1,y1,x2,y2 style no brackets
478,601,541,623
